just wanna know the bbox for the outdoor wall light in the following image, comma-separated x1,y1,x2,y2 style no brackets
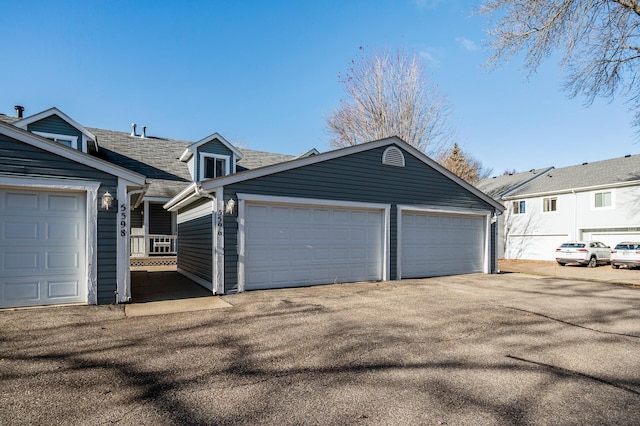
101,191,114,210
491,213,498,224
225,198,236,215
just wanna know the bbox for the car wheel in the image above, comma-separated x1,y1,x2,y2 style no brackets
612,264,620,269
557,262,566,266
587,256,597,268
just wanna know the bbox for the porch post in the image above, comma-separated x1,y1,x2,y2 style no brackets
143,200,150,256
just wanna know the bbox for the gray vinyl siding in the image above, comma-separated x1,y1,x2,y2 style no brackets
149,202,172,234
131,205,143,228
27,115,84,151
0,135,119,305
177,198,213,282
222,145,496,292
196,141,235,181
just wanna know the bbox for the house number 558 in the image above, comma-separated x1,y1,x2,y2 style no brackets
120,204,127,237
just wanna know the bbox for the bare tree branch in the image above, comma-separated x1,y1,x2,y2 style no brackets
326,48,454,156
478,0,640,131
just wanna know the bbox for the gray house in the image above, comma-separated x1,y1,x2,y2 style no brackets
166,137,505,294
0,119,146,308
2,104,504,308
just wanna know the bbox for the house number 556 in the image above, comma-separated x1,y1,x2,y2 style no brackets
217,210,223,236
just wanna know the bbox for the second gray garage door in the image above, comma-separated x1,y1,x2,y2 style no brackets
400,211,485,278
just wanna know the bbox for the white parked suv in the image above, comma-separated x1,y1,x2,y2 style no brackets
611,242,640,269
555,241,611,267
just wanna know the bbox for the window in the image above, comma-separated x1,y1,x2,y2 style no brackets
33,131,77,149
199,153,230,180
594,191,612,208
205,157,226,179
512,200,526,214
543,197,557,212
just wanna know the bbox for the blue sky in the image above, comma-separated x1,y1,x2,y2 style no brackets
1,0,637,175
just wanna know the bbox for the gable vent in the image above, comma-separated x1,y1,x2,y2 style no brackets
382,146,405,167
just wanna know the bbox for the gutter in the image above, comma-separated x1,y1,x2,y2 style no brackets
129,179,153,210
503,179,640,201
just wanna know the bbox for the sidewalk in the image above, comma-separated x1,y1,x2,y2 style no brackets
499,259,640,287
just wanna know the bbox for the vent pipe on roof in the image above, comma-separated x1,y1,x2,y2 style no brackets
142,126,147,138
131,123,137,137
14,105,24,118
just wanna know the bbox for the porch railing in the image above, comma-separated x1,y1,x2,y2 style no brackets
130,234,177,257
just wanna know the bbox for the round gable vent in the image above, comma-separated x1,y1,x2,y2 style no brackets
382,146,405,167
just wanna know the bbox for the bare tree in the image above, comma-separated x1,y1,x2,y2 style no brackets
326,48,454,155
479,0,640,126
436,143,492,184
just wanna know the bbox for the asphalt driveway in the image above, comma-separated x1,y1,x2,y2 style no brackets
1,273,640,425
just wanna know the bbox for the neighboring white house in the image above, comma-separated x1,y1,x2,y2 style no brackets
477,155,640,261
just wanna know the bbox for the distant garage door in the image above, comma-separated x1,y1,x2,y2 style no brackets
244,202,385,290
582,231,640,250
400,211,485,278
0,188,87,308
507,235,569,261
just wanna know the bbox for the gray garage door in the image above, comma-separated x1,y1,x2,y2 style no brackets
401,211,485,278
0,187,87,308
244,202,384,290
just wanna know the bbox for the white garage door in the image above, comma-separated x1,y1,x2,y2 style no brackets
244,203,384,290
0,188,87,308
507,235,569,260
401,211,485,278
582,232,640,249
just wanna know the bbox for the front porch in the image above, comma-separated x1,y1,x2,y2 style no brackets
130,234,177,269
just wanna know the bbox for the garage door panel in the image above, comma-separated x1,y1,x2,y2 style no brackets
1,188,87,308
401,211,485,278
245,203,384,290
582,232,640,249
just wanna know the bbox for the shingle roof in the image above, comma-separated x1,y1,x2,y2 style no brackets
475,168,553,199
4,111,303,198
0,114,19,125
508,155,640,197
87,127,297,198
237,148,296,170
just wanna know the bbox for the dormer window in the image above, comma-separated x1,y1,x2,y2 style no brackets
33,131,78,149
200,153,230,180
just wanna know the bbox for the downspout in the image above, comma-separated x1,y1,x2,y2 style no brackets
572,189,578,240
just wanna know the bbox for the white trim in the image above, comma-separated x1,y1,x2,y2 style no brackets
0,176,101,305
296,148,320,158
214,188,224,295
0,122,146,185
396,205,492,279
237,193,391,211
504,179,640,200
179,132,244,162
32,131,79,150
592,189,615,210
199,152,231,181
116,178,131,303
236,194,391,293
164,182,198,211
177,267,214,291
15,107,97,142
